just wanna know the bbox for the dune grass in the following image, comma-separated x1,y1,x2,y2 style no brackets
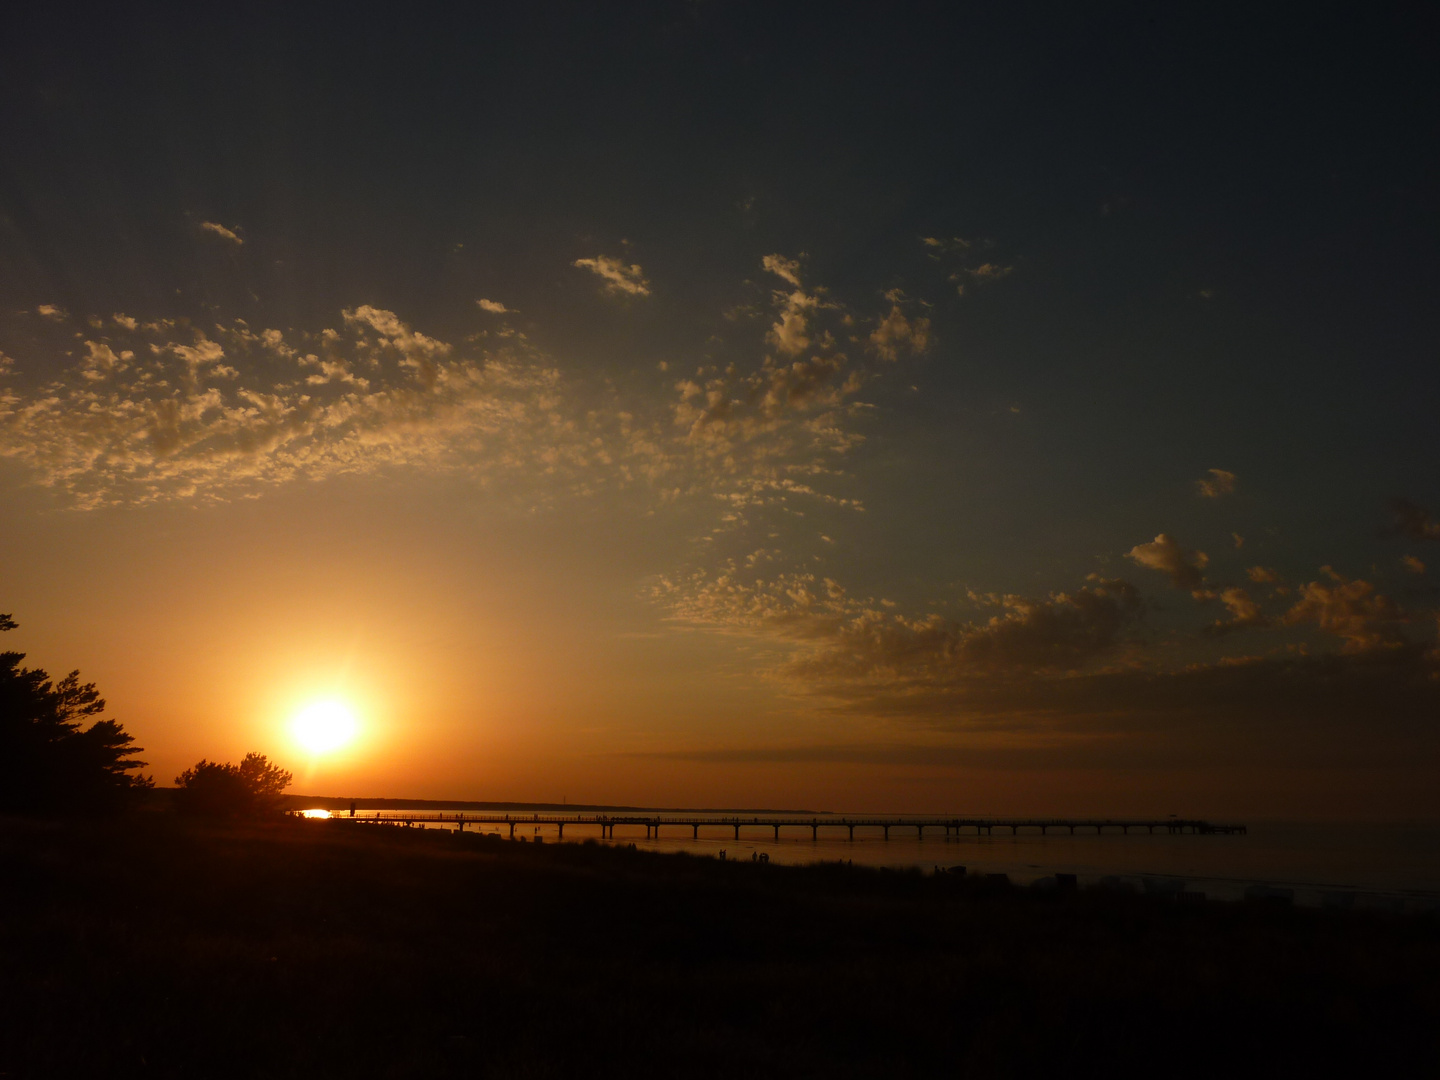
1,814,1436,1077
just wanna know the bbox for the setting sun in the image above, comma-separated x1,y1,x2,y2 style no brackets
292,700,359,755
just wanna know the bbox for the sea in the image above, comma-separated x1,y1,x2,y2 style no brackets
307,808,1440,911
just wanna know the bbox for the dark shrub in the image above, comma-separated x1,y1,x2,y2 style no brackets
174,753,292,817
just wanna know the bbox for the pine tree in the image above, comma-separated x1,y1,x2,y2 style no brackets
0,614,153,813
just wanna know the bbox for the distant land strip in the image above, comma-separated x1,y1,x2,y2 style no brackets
265,793,828,815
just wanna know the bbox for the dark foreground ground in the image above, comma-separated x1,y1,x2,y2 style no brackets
2,816,1437,1078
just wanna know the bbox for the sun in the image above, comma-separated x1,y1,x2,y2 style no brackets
291,700,359,755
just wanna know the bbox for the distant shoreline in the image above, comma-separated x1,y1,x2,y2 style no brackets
263,792,831,815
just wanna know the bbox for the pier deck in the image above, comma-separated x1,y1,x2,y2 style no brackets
310,811,1247,840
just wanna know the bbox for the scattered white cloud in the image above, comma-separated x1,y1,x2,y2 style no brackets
80,341,129,382
766,289,822,356
0,306,566,507
655,564,1143,680
1389,498,1440,541
20,251,1430,745
166,333,226,372
868,304,931,362
37,304,67,322
920,237,972,254
573,255,650,296
1203,586,1268,635
1126,533,1209,592
923,237,1013,296
0,260,880,523
963,262,1012,280
1196,468,1237,498
761,254,802,287
672,351,861,446
200,221,244,245
1280,570,1408,652
653,545,1440,740
1218,585,1262,623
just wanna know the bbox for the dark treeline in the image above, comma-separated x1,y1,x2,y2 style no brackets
1,612,291,818
0,613,151,813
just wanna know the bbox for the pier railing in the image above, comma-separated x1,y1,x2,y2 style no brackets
304,811,1247,840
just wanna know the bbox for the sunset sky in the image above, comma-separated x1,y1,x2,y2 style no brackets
2,5,1436,818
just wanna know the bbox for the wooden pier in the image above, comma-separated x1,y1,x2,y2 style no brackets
311,811,1247,840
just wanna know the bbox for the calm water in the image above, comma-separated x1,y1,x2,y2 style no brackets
332,810,1440,908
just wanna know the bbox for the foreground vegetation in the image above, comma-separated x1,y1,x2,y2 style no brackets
2,815,1436,1078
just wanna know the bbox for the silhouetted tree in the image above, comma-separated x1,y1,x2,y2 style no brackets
174,753,293,817
0,614,153,813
